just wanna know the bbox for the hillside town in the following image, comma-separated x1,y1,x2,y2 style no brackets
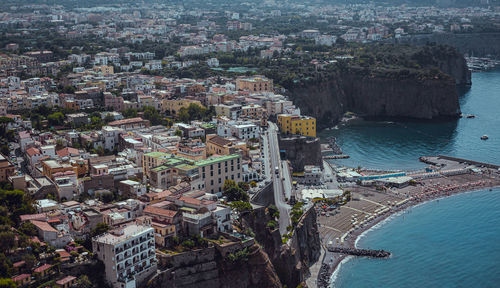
0,61,323,287
1,0,500,287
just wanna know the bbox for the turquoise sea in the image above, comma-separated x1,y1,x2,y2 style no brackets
322,69,500,288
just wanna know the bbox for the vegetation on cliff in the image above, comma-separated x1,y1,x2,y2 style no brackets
264,43,463,90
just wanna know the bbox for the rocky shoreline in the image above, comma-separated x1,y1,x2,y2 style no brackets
317,180,500,288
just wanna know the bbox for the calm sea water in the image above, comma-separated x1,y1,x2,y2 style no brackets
323,70,500,288
320,69,500,171
333,188,500,288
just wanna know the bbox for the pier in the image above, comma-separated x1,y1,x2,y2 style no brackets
324,155,350,159
327,247,391,258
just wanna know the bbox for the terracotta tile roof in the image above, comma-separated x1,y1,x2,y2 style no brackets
108,117,145,126
20,213,46,222
33,264,51,273
12,274,30,281
56,275,76,285
179,196,201,206
208,135,231,146
144,206,178,218
56,147,79,157
31,220,57,233
13,261,25,268
56,249,71,258
26,147,41,157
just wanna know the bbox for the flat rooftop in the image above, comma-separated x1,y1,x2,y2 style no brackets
195,154,240,167
93,224,152,245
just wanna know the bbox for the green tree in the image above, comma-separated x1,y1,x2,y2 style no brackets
0,278,16,288
22,254,36,271
0,232,16,254
143,106,162,125
47,112,65,126
122,108,137,118
19,222,37,236
223,180,249,202
0,254,11,278
229,201,253,213
177,107,190,123
76,275,92,288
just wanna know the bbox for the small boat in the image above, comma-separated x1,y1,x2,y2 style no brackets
481,135,489,140
466,114,476,119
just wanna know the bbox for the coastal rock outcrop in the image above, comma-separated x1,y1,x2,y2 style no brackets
290,74,461,129
286,45,469,129
242,206,321,288
150,244,281,288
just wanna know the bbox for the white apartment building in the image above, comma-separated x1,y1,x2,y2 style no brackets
92,224,157,288
230,123,259,140
102,126,124,151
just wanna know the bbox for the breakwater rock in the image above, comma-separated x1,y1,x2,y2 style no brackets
327,247,391,258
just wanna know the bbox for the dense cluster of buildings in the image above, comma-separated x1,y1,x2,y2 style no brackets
1,65,316,287
5,1,494,286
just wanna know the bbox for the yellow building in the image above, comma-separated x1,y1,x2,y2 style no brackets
235,75,273,92
63,100,79,111
161,99,203,115
277,114,316,137
93,65,114,74
41,160,76,180
206,135,246,156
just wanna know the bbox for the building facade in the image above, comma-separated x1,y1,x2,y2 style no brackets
277,114,316,137
92,224,157,288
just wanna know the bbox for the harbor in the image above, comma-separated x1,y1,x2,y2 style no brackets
465,56,500,72
310,156,500,287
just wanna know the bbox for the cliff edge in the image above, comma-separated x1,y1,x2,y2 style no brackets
281,44,470,129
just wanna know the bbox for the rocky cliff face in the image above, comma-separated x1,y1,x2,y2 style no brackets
287,46,469,129
150,244,281,288
290,72,462,129
242,207,321,288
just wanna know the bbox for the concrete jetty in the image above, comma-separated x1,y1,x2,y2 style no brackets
327,247,391,258
324,155,350,159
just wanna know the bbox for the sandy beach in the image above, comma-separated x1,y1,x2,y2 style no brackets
316,170,500,288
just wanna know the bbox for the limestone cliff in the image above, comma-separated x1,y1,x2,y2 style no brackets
285,45,469,129
242,207,321,288
150,243,281,288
